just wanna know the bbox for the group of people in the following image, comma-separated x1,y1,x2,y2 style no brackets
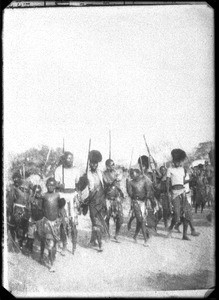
6,147,214,272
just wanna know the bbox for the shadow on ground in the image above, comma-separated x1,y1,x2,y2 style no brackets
146,269,215,291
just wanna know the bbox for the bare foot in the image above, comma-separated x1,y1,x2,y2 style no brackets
49,266,56,272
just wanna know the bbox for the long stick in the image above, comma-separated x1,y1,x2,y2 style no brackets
62,138,65,185
43,147,52,174
129,147,134,171
139,154,144,175
86,138,91,175
109,130,111,160
22,164,25,180
143,134,156,170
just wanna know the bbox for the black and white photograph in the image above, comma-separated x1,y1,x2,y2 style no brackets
3,1,215,298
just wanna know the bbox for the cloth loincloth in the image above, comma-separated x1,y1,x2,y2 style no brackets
36,217,62,242
59,191,80,224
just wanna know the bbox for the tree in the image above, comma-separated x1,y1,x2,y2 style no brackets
191,141,214,161
7,145,63,181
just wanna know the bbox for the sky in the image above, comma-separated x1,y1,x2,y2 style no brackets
3,4,214,168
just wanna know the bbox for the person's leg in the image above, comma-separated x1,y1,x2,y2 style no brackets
182,219,191,241
40,239,45,264
47,239,56,272
189,220,200,236
27,238,34,253
132,202,142,241
89,208,98,246
60,223,67,255
114,202,123,240
134,202,148,245
71,222,77,254
89,227,97,245
174,221,182,233
105,199,111,229
127,213,135,231
94,225,102,252
168,195,181,233
133,220,141,241
141,221,149,246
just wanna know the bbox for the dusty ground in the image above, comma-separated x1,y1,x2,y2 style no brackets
4,205,215,298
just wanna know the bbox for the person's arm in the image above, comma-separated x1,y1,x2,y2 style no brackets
126,179,133,199
166,168,173,213
145,179,156,208
54,167,64,191
75,168,80,185
184,174,190,185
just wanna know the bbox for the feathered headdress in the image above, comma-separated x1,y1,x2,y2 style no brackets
171,149,187,162
89,150,102,163
138,155,149,169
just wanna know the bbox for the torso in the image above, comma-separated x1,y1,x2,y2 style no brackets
42,192,60,221
167,167,185,186
103,170,120,198
30,196,44,221
129,176,148,200
55,165,80,189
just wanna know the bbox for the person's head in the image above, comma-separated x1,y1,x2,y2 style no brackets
208,148,214,166
63,151,73,168
132,168,141,180
138,155,149,173
32,185,42,197
46,177,57,193
171,149,186,168
129,168,135,180
160,166,167,176
105,159,115,171
18,182,30,199
89,150,102,172
12,172,22,187
147,171,153,181
90,162,98,172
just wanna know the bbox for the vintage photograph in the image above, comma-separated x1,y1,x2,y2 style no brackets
3,1,215,298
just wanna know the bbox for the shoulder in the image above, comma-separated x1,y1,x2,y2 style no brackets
97,169,103,177
87,171,93,181
73,167,80,174
55,165,62,173
144,174,152,184
166,167,173,176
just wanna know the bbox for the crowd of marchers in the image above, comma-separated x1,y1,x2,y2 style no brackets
6,147,215,272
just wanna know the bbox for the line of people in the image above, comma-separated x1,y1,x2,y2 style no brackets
6,147,214,272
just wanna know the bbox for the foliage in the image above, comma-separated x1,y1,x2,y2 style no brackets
8,145,63,180
190,141,214,161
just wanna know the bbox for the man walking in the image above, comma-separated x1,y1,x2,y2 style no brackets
103,159,124,242
87,150,107,252
55,151,81,255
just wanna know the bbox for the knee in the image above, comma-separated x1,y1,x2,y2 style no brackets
46,239,55,250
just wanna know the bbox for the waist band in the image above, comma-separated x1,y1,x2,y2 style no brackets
172,185,184,190
62,188,76,193
13,203,26,209
133,197,146,201
107,197,117,201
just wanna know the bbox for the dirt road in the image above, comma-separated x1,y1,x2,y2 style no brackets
5,207,215,298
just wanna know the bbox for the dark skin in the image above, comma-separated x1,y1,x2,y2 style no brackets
64,154,73,168
42,182,60,221
90,162,98,173
13,176,22,187
160,167,167,177
40,180,60,271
